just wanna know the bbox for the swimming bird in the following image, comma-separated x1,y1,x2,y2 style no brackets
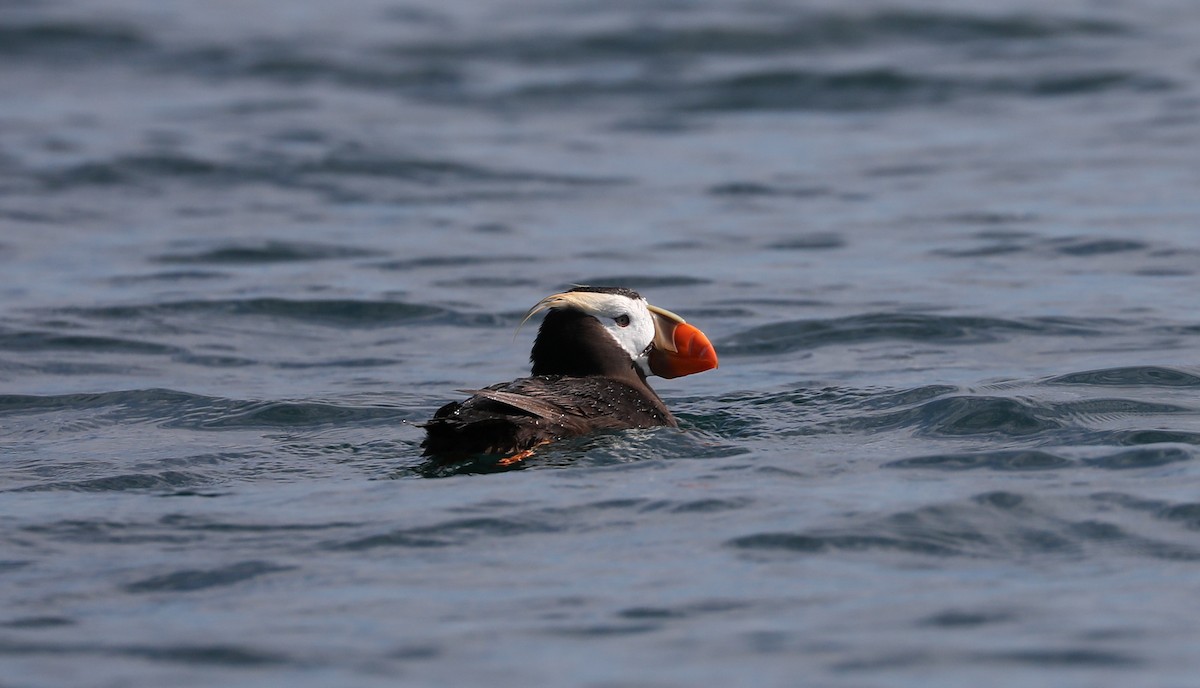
421,286,718,465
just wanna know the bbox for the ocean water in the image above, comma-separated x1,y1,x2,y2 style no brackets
3,0,1200,685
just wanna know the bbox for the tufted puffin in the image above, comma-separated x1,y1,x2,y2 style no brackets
421,286,718,465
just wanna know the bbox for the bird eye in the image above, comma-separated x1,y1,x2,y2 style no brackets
614,314,631,327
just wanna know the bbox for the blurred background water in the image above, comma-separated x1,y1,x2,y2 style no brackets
3,0,1200,685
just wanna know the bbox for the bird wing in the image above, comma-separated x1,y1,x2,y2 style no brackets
455,388,564,420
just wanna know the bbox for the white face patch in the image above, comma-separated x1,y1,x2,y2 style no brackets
587,294,656,367
524,291,656,371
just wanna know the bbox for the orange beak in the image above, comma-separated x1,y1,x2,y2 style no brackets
646,305,719,379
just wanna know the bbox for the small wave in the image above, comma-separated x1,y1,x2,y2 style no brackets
123,561,295,594
728,491,1200,561
977,648,1142,668
38,154,223,190
682,68,1168,112
1047,366,1200,387
0,638,289,667
0,329,178,355
332,516,560,551
886,447,1195,472
616,601,746,622
935,232,1157,260
190,399,410,430
708,183,834,201
719,313,1095,356
395,11,1125,65
154,241,374,265
0,388,208,416
697,385,938,439
635,497,755,514
1026,73,1167,96
1052,398,1192,426
36,152,621,193
933,243,1031,258
765,234,847,250
684,68,959,111
108,270,228,285
712,378,1198,450
885,450,1073,471
431,276,540,289
847,384,958,412
848,391,1194,439
273,358,397,370
294,153,622,186
918,610,1014,628
1047,237,1150,256
331,489,753,552
171,42,464,95
1157,503,1200,530
63,298,450,327
834,644,1142,670
0,388,416,433
1082,447,1194,470
172,353,257,368
548,623,661,638
0,209,62,224
0,616,75,629
375,254,534,272
157,514,362,533
728,532,964,556
120,644,289,667
0,21,149,59
574,275,712,289
676,407,764,440
8,471,211,494
1108,429,1200,446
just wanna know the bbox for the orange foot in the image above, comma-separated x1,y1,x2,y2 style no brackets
496,449,536,466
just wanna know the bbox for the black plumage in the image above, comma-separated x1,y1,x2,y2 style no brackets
420,375,673,459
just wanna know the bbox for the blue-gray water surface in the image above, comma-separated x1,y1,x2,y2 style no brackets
3,0,1200,686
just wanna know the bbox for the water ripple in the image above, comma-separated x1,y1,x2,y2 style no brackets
0,639,289,667
885,450,1074,471
0,388,205,416
0,329,178,355
1108,429,1200,446
682,68,1167,112
839,394,1063,437
396,11,1126,64
153,241,374,265
887,447,1196,472
0,388,415,430
977,648,1143,668
719,313,1097,356
728,491,1200,561
124,561,295,593
192,399,409,429
62,298,450,327
1048,366,1200,387
1157,503,1200,530
575,275,713,289
332,516,560,551
35,152,621,193
0,21,149,59
1082,447,1194,470
9,471,210,494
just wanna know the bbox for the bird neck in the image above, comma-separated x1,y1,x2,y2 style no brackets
530,309,644,382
